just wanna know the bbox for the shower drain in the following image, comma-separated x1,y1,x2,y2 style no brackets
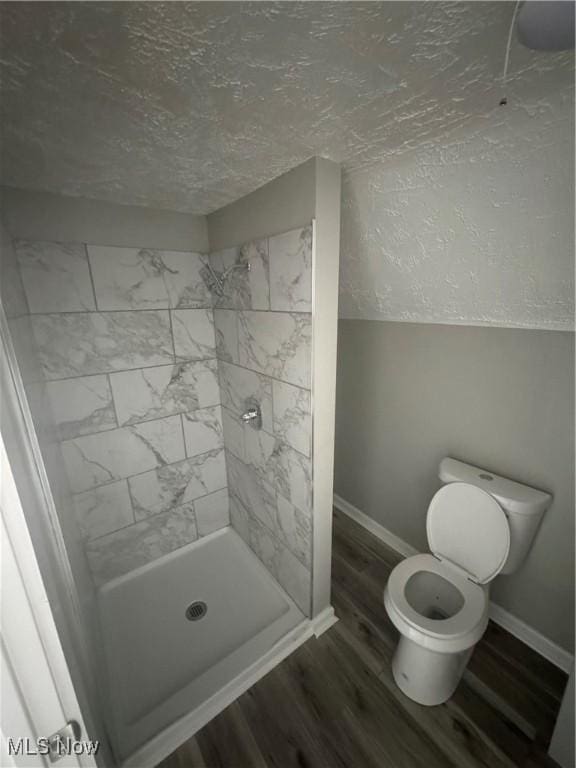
185,600,207,622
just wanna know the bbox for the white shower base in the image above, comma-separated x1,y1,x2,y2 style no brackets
98,526,311,767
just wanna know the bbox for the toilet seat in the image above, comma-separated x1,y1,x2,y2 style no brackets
383,473,529,705
384,554,489,654
427,483,510,584
384,481,509,655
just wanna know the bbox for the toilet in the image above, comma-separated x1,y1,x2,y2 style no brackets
384,457,552,706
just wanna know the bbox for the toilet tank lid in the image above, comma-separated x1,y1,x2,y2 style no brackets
439,458,552,517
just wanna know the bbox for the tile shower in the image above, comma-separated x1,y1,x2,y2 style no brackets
212,225,313,613
12,224,314,614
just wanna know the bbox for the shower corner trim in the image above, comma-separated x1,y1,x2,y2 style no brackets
310,158,342,620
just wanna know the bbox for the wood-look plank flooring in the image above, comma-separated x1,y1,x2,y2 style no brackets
159,509,567,768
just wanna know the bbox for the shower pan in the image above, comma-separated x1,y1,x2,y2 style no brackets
0,159,341,768
101,528,306,762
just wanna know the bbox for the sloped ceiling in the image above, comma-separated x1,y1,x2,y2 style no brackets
0,1,572,215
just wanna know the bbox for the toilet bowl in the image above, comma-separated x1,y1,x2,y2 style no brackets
384,481,510,706
384,554,489,705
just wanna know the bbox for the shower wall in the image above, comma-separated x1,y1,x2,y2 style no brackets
0,222,96,612
205,156,342,621
2,156,340,624
0,218,110,756
10,235,230,586
210,226,313,614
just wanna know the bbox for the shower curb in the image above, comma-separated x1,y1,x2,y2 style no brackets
122,609,337,768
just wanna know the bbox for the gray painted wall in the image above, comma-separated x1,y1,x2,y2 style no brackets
0,186,208,252
207,158,316,251
335,319,575,652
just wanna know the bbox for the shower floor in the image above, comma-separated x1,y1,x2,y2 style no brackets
98,526,306,765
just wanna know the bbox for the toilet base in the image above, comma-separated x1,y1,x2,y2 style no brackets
391,635,473,706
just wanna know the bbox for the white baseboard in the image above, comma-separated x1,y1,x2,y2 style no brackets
487,603,574,674
334,493,419,559
333,494,574,674
311,606,338,637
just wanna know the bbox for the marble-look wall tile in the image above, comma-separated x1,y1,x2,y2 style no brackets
73,480,134,541
210,239,269,310
182,406,224,456
218,361,273,433
172,309,216,361
46,374,117,440
164,252,211,309
85,503,198,585
238,311,311,388
244,429,312,512
213,309,239,363
195,488,230,536
109,360,219,426
61,415,185,493
229,460,310,568
1,227,29,319
15,240,96,313
275,543,311,615
276,494,312,568
229,493,251,543
229,494,310,614
269,226,312,312
243,507,280,575
209,247,244,310
240,239,270,310
31,310,174,379
128,449,226,519
208,246,238,272
7,316,45,385
88,246,211,310
226,451,277,532
242,428,276,492
272,380,311,457
221,407,245,461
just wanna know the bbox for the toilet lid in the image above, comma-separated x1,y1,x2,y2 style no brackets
427,482,510,584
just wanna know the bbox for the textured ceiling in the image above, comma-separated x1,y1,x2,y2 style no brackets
339,82,575,330
0,1,572,214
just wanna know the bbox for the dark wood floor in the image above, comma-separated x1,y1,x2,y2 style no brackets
159,509,567,768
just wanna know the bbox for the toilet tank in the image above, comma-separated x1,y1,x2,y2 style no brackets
438,458,552,575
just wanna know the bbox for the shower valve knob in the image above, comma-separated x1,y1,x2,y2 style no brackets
240,402,262,429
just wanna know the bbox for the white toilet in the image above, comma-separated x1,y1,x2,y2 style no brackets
384,457,552,706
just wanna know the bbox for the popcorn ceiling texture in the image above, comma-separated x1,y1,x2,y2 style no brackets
0,2,573,328
340,85,575,330
0,2,572,214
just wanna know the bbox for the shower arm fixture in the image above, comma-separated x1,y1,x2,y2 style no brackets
205,261,251,297
222,262,251,280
